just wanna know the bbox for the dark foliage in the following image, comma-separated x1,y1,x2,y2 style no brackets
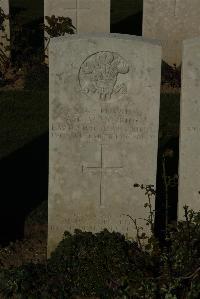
49,229,142,298
0,8,9,71
0,7,6,31
161,61,181,88
0,212,199,299
44,15,75,38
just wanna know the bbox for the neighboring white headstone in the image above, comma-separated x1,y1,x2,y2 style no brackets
48,34,161,256
178,37,200,218
143,0,200,66
44,0,110,33
0,0,10,66
44,0,110,63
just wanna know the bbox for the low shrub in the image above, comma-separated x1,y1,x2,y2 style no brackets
0,206,199,299
0,263,47,298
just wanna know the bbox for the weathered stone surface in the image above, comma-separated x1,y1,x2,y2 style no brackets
179,37,200,218
44,0,110,33
48,34,161,256
0,0,10,64
143,0,200,66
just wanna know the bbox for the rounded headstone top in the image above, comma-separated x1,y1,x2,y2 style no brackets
50,33,161,47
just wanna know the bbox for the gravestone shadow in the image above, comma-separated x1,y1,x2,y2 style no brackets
0,132,48,246
111,12,143,35
155,137,179,242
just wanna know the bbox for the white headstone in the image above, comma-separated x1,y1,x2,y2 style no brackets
44,0,110,33
44,0,110,63
48,34,161,256
0,0,10,65
143,0,200,66
179,37,200,218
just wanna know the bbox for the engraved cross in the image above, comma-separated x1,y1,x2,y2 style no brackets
82,144,123,206
66,0,90,30
174,0,178,16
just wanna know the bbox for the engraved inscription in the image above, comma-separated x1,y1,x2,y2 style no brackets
186,126,200,133
51,105,155,143
78,51,129,100
50,214,134,234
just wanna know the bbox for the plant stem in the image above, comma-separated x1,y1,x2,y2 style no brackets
162,154,168,234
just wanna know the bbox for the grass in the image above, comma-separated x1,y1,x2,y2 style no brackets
0,89,48,159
